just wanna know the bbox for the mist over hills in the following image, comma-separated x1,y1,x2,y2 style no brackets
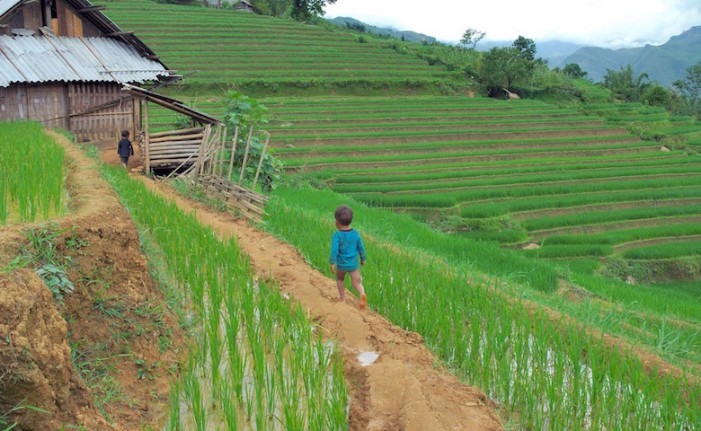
327,17,700,87
563,26,701,86
326,17,437,43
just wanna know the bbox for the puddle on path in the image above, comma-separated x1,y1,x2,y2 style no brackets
358,351,379,367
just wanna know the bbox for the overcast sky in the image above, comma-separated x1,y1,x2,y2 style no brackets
324,0,701,48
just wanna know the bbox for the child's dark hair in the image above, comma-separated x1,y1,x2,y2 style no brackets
121,129,130,138
335,205,353,225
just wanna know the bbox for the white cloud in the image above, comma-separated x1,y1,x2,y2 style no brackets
324,0,701,48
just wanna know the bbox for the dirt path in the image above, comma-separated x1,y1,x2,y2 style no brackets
136,179,503,431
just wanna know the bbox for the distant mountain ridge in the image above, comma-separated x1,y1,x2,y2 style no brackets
326,17,436,43
563,26,701,86
478,40,584,67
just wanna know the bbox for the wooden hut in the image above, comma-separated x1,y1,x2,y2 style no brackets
121,84,224,174
0,0,178,142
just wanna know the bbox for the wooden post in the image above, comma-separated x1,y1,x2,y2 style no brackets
197,124,212,178
238,126,254,185
227,126,239,179
251,131,270,191
143,100,150,175
218,126,227,177
213,125,225,177
208,125,220,176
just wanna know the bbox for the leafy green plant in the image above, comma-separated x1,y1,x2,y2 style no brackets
222,91,283,191
36,263,75,303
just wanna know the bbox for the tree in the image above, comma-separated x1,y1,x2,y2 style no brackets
562,63,588,79
512,35,536,61
290,0,336,21
641,84,670,107
478,47,531,94
460,28,485,49
602,64,649,102
673,62,701,109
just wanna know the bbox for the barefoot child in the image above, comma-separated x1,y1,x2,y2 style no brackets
329,205,367,308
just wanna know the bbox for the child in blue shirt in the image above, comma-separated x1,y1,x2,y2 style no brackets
329,205,367,308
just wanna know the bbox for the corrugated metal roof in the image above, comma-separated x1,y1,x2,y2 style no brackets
0,0,23,17
0,35,170,87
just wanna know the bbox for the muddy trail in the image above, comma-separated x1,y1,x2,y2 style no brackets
133,176,503,430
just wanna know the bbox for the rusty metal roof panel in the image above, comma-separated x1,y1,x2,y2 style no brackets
0,35,170,87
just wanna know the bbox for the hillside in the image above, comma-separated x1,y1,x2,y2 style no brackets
563,25,701,85
69,2,701,429
103,1,466,94
327,16,437,43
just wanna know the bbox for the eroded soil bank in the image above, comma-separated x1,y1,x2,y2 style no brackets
0,133,185,430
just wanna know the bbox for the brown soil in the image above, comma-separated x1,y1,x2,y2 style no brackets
0,132,185,430
135,178,504,431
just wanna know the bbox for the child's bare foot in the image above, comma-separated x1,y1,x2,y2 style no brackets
358,294,367,309
333,297,345,303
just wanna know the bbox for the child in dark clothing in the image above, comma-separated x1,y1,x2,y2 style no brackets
329,205,367,308
117,130,134,169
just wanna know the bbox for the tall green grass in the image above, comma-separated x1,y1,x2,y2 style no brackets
0,122,65,225
100,165,347,430
265,185,701,430
622,241,701,259
267,188,557,290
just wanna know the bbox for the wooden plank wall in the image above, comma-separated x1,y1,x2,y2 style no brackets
26,84,69,130
0,86,29,121
57,0,101,37
0,83,134,143
69,83,134,143
0,4,42,29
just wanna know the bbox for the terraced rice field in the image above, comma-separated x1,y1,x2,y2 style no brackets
254,96,701,265
104,0,461,89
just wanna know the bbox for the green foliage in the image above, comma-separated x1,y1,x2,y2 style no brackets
16,224,76,303
290,0,336,21
561,63,588,79
36,263,75,303
223,90,269,131
641,84,671,107
602,64,650,102
221,91,282,191
232,136,284,191
459,28,485,49
478,46,533,93
673,61,701,114
512,35,536,61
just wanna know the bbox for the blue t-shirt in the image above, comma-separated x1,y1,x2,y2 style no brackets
329,229,366,271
